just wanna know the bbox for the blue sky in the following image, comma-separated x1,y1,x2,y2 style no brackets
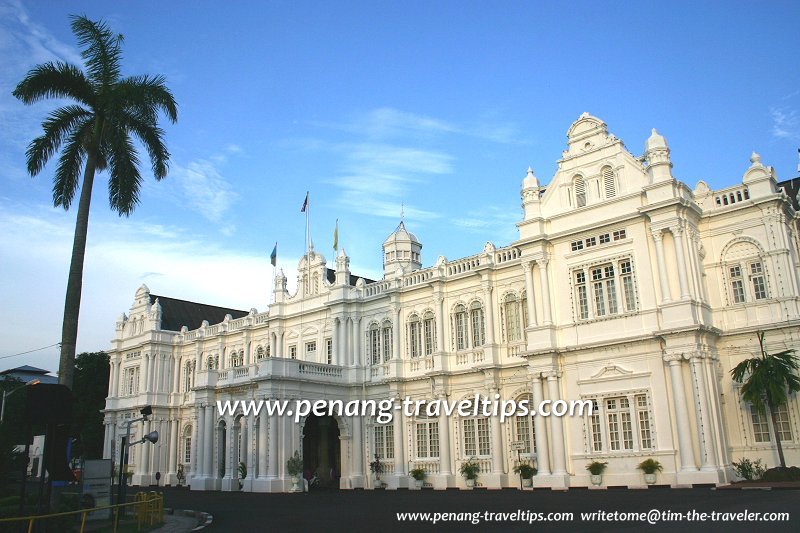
1,0,799,373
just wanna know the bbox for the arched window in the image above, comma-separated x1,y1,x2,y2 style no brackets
407,314,421,358
574,175,586,207
256,346,266,360
461,397,491,457
602,166,616,198
469,301,485,347
423,311,436,356
369,323,381,365
414,407,440,459
183,425,193,465
381,320,393,362
183,360,195,392
503,294,521,342
722,241,770,304
453,304,468,351
513,393,536,456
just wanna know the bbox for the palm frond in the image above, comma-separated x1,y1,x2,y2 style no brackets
52,120,94,209
119,110,170,179
12,62,95,107
105,127,142,215
25,106,93,176
116,74,178,123
70,15,123,88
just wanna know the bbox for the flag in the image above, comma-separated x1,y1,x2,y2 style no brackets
333,219,338,252
301,191,308,212
270,243,277,266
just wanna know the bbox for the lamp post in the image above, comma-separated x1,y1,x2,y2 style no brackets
117,406,158,515
0,379,40,423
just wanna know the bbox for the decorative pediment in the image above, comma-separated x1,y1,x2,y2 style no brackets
590,361,633,379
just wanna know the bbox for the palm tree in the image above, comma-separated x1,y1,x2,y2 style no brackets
731,332,800,468
13,15,177,389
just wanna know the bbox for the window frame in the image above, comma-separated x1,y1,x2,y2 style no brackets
584,391,654,455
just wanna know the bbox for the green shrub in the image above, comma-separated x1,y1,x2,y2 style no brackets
761,466,800,482
731,458,766,481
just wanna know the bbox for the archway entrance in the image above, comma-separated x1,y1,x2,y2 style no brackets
302,415,341,489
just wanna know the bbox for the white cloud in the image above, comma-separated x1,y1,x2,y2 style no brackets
172,159,239,223
770,107,799,140
0,199,282,371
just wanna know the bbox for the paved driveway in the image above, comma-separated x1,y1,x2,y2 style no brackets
136,486,798,532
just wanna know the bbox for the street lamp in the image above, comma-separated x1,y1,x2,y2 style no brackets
0,379,40,423
117,406,158,514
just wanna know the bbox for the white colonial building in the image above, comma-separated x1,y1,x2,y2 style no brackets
102,113,800,490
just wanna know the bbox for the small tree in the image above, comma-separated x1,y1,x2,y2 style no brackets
731,332,800,468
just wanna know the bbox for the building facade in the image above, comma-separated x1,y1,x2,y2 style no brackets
102,113,800,490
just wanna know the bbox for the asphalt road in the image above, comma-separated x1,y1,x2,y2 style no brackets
135,486,799,533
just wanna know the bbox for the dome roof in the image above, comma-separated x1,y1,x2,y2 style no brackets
383,221,419,245
645,128,668,151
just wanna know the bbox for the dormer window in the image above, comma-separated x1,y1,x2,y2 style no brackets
574,175,586,207
602,166,616,198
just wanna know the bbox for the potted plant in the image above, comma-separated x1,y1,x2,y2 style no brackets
586,461,607,486
459,458,480,488
369,455,384,488
176,464,185,486
286,451,303,492
409,467,426,489
513,463,537,488
238,461,247,489
637,458,662,485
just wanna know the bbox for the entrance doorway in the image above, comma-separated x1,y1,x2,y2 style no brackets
302,415,341,489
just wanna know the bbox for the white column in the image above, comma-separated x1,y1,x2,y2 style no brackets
523,262,537,327
352,415,364,477
172,356,181,393
531,375,550,475
393,410,405,475
489,388,503,474
690,354,717,470
665,354,697,471
437,393,451,476
142,419,151,477
204,406,214,477
435,296,445,353
268,404,278,478
258,406,268,478
112,360,121,396
103,423,111,459
246,413,256,479
143,354,151,393
353,317,361,366
282,416,293,477
332,318,340,365
537,259,553,325
483,285,495,344
224,416,235,479
546,372,566,475
393,307,401,359
107,362,116,397
195,407,205,478
169,419,178,476
671,225,691,300
651,230,673,303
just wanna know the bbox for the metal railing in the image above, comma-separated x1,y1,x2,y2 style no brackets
0,491,163,533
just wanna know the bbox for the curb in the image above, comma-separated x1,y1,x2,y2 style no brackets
165,508,213,531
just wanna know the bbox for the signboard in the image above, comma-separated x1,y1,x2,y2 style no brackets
82,459,112,520
510,440,525,451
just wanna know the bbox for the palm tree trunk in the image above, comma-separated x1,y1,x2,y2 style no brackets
767,400,787,468
58,146,98,389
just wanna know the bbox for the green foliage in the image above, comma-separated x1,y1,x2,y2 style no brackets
731,332,800,467
761,466,800,482
586,461,608,475
409,467,426,481
459,458,480,480
637,458,663,474
72,351,110,459
731,458,767,481
238,461,247,479
513,463,537,479
286,451,303,477
369,455,384,475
